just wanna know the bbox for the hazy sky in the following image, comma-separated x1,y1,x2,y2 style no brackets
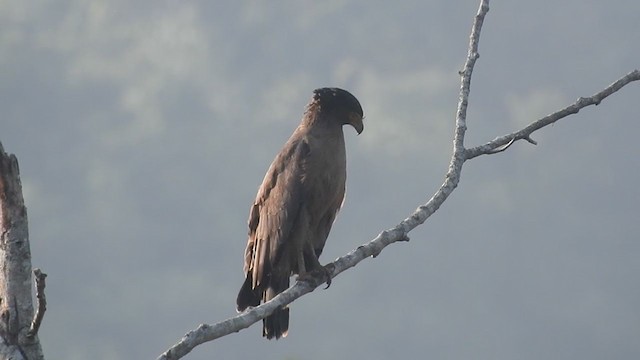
1,1,639,359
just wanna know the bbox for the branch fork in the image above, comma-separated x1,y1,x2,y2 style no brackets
158,1,640,358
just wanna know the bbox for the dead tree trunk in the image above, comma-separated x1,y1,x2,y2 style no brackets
0,142,45,360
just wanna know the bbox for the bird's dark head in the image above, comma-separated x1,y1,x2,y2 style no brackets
311,87,364,134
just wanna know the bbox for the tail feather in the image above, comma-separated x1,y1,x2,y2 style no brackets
262,276,290,339
263,307,289,339
236,275,260,312
237,273,290,339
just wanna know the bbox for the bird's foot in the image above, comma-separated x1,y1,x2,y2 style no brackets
297,264,333,289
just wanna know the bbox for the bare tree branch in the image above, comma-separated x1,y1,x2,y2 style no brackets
158,0,640,358
465,69,640,159
0,143,45,360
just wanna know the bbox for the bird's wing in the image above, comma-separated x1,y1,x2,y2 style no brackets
244,137,311,288
313,187,345,258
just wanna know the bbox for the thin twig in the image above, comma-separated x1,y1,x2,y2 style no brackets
26,269,47,339
486,136,516,154
465,69,640,159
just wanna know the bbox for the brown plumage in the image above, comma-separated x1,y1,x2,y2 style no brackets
236,87,364,339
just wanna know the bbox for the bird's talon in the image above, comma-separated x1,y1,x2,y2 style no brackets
296,266,332,289
323,272,332,289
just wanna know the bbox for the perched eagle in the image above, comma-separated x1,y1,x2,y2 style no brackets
236,87,364,339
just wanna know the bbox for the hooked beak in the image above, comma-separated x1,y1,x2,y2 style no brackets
348,112,364,135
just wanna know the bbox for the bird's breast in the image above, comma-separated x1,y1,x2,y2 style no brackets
301,136,346,214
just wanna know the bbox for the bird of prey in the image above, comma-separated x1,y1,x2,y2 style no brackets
236,87,364,339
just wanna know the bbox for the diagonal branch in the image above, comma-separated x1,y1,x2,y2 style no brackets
465,69,640,160
159,1,639,359
158,1,492,359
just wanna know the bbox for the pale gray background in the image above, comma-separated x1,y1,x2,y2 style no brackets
1,1,639,359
